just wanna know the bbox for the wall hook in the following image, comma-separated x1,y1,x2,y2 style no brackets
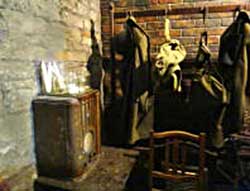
233,5,241,20
127,10,133,17
165,8,168,16
109,2,114,12
201,6,208,25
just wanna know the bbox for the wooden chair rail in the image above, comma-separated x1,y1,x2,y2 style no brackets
149,130,206,190
151,130,203,142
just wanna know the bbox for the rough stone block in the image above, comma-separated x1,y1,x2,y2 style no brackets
146,22,164,30
177,37,195,45
102,24,111,33
158,0,182,3
222,17,233,27
0,10,65,60
114,24,124,33
150,36,166,45
207,36,219,45
0,114,33,157
30,0,60,22
206,19,222,28
56,50,89,63
171,20,195,29
182,28,205,36
149,0,158,4
64,28,82,49
207,27,226,36
170,29,182,37
185,45,198,54
61,10,84,28
114,0,128,7
136,16,158,24
208,12,234,19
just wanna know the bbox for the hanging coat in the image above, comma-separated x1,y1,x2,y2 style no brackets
109,17,153,145
154,32,228,148
218,10,250,135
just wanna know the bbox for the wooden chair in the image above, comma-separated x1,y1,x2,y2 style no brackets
149,130,206,191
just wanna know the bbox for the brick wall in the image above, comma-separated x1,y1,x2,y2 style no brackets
101,0,249,60
0,0,101,178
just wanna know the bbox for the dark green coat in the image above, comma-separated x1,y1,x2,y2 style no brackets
218,11,250,135
109,17,153,145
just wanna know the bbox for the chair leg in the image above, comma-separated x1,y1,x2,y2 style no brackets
233,176,239,191
203,173,208,191
198,180,206,191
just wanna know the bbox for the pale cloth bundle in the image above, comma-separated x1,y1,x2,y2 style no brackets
155,18,186,92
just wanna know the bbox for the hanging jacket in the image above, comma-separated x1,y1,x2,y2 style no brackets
109,17,153,145
218,10,250,135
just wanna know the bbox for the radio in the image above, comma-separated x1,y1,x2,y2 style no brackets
32,89,101,178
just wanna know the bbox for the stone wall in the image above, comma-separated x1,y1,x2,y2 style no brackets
0,0,101,178
101,0,249,60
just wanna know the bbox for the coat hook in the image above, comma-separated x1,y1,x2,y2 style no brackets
167,4,172,15
201,31,208,46
233,5,241,20
201,6,208,25
236,5,241,12
127,10,133,17
109,2,114,12
165,7,168,16
109,2,115,37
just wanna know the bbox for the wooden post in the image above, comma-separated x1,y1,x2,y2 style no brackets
149,130,154,191
199,133,206,191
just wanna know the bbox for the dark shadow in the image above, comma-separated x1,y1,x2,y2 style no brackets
87,19,103,91
34,180,70,191
86,19,108,144
124,153,149,191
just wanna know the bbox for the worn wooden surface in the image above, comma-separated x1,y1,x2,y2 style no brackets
35,146,139,191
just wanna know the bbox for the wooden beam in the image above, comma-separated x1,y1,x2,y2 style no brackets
114,3,250,19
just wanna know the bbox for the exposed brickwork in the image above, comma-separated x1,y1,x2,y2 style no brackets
101,0,249,60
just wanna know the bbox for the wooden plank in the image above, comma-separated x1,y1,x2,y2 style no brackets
114,3,250,19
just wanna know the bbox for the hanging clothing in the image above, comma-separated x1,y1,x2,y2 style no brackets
195,32,211,70
154,18,186,92
244,23,250,138
218,10,250,135
154,32,228,148
109,17,153,145
87,20,105,110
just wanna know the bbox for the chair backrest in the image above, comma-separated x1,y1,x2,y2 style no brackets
149,130,206,190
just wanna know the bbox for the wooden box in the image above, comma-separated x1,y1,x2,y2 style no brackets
32,89,101,179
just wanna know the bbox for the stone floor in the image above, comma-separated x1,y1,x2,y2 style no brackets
2,143,250,191
2,147,139,191
0,165,36,191
2,98,250,191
